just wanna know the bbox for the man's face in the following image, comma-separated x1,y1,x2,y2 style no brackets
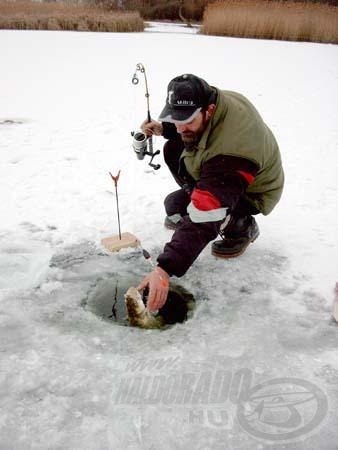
173,105,214,150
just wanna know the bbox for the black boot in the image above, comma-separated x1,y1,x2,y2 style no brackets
164,189,190,230
164,214,184,230
212,215,260,258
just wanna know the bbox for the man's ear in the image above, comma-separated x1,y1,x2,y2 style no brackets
206,104,216,118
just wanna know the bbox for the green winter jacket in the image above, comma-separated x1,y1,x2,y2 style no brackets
181,89,284,215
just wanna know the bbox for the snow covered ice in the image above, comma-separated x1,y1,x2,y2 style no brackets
0,24,338,449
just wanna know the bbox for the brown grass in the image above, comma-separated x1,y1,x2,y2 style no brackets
201,0,338,44
0,1,144,32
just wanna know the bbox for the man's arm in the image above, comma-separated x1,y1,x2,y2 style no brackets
141,120,178,140
162,122,179,140
157,155,259,277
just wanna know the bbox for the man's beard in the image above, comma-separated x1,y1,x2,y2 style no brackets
181,131,202,151
180,112,208,151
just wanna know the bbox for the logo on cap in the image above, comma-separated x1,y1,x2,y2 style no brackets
176,100,195,106
168,90,174,105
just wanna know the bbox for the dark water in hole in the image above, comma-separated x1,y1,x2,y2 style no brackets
82,274,195,327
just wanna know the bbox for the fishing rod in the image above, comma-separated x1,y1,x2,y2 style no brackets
131,63,161,170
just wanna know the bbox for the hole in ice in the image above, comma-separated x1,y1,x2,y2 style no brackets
82,274,195,328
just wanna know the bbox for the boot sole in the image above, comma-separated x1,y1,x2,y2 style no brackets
211,233,260,259
164,222,178,230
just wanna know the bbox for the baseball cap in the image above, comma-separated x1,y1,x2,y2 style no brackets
158,74,214,124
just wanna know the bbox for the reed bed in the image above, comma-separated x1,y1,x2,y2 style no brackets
0,1,144,32
201,0,338,44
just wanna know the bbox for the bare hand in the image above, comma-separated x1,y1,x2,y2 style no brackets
141,119,163,137
137,267,169,312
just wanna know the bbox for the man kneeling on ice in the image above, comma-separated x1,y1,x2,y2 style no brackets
138,74,284,312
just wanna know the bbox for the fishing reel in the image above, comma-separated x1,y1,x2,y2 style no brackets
131,130,161,170
131,63,161,171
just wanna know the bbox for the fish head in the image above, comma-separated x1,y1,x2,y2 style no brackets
124,287,146,318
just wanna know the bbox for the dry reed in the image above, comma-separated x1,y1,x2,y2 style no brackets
201,0,338,44
0,1,144,32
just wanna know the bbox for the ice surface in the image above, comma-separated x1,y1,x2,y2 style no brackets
0,23,337,449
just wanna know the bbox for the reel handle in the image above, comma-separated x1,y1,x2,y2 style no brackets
149,150,161,170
